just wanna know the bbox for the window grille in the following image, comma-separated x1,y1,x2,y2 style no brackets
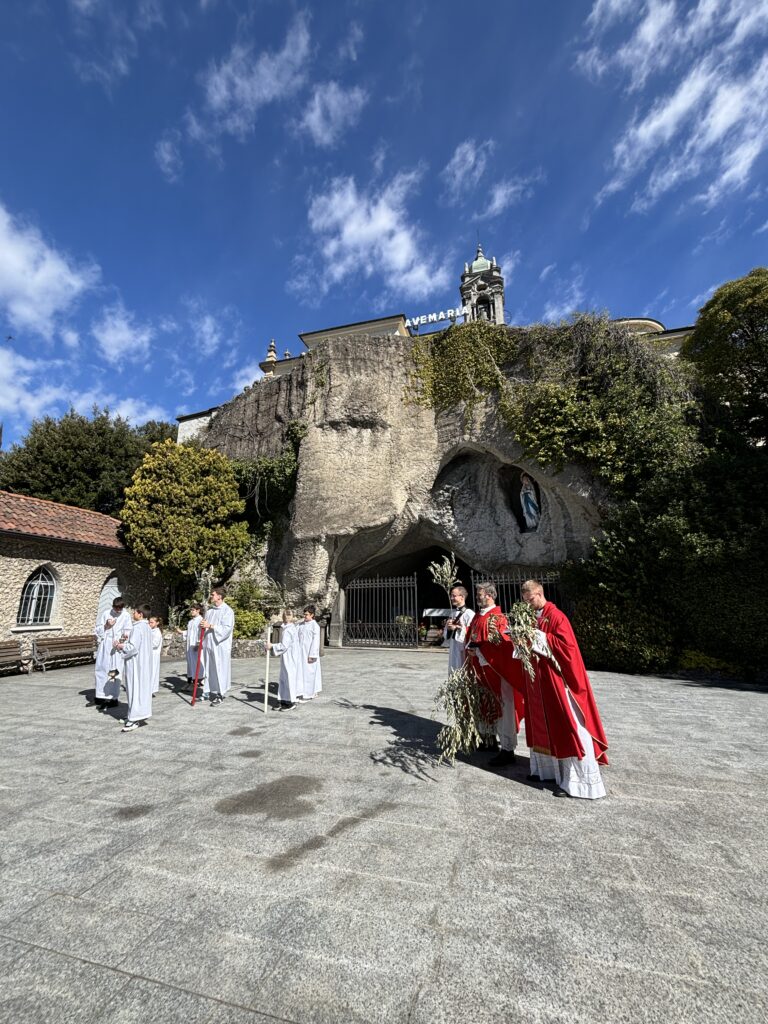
17,567,56,625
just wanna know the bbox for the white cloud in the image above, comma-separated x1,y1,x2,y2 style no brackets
60,328,80,350
688,283,718,308
479,174,541,218
291,170,450,303
581,1,768,211
440,139,495,205
755,219,768,233
155,129,183,183
542,274,586,322
498,250,521,279
232,360,264,393
0,346,69,423
192,12,311,143
91,301,155,364
296,82,368,148
539,263,556,281
110,396,168,423
0,202,100,339
68,0,164,88
338,21,364,61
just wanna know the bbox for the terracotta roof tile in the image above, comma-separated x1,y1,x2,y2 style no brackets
0,491,125,550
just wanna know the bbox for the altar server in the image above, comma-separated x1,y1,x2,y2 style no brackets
178,603,206,693
297,605,322,700
148,615,163,695
444,586,475,674
266,610,304,710
116,604,154,732
201,586,234,707
94,596,132,709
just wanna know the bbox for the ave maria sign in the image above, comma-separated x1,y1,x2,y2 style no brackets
405,306,469,329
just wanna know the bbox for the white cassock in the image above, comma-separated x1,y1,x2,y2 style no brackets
94,607,132,700
150,626,162,694
204,602,234,696
297,619,322,698
444,607,475,674
122,619,154,722
185,617,206,682
272,622,303,703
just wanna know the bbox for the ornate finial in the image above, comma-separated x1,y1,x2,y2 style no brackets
265,338,277,363
476,242,484,259
283,348,291,359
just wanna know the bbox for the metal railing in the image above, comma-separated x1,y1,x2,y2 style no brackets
343,573,419,648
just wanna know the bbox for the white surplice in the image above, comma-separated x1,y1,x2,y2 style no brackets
204,602,234,696
444,607,475,674
297,619,322,698
150,626,162,694
272,622,303,703
528,688,606,799
121,619,154,722
94,607,132,700
184,617,206,682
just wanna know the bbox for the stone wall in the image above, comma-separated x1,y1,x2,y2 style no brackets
0,535,165,661
201,333,605,626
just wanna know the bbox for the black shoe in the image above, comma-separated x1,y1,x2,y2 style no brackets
93,697,105,708
210,695,223,707
106,699,119,709
553,788,571,798
526,773,540,781
488,751,517,768
278,702,297,711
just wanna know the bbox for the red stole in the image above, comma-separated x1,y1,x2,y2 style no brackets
465,606,525,729
526,602,608,765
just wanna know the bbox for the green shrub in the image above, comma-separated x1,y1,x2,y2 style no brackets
232,608,267,639
572,595,673,675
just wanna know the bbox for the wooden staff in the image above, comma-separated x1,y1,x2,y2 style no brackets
263,622,271,714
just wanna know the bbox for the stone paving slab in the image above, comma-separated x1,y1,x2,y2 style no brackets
1,651,766,1024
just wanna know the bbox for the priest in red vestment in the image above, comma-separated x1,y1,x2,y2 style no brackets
518,580,608,799
465,581,525,767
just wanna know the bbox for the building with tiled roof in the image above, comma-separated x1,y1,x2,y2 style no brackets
0,491,162,667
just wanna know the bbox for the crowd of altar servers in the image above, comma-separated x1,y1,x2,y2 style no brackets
93,587,323,733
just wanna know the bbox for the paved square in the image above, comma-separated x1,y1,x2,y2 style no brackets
1,651,766,1023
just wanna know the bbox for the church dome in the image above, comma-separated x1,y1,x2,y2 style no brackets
469,243,491,274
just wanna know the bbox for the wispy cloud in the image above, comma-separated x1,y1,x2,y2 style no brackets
188,11,311,147
290,169,450,303
688,283,718,309
91,300,155,365
479,174,542,218
439,139,495,205
539,263,556,281
0,201,99,340
232,359,264,393
296,82,368,148
155,129,183,183
338,21,364,61
67,0,164,89
581,0,768,212
498,249,522,279
542,273,587,322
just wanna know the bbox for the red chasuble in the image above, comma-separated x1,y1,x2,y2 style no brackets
465,607,525,729
525,602,608,765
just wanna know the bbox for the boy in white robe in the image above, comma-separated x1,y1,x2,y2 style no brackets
297,605,322,700
266,610,303,710
149,615,163,695
443,585,475,675
93,597,131,710
201,586,234,708
176,603,208,698
115,604,154,732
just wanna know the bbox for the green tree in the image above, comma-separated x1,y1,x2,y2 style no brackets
0,407,177,515
681,267,768,444
121,440,249,587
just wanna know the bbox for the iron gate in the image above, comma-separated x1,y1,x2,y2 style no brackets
343,573,418,648
470,567,565,613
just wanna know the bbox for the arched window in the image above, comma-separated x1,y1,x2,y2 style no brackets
17,567,56,626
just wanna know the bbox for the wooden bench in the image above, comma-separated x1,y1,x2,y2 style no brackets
31,634,97,673
0,639,28,675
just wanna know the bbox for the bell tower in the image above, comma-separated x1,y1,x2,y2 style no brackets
460,244,505,324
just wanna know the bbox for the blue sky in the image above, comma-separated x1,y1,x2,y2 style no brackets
1,0,767,445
